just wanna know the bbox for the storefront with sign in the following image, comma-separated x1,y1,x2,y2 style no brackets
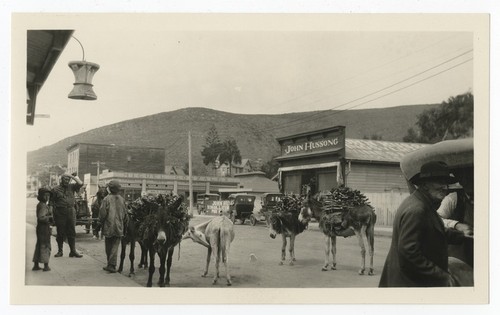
275,126,346,195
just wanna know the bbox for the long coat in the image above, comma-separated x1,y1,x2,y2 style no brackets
379,188,464,287
99,194,127,238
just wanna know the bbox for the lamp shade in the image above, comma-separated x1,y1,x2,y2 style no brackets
68,60,100,100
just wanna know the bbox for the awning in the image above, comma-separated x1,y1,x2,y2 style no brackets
278,161,340,172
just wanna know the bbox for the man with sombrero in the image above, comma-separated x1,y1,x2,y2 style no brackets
379,161,467,287
50,173,84,258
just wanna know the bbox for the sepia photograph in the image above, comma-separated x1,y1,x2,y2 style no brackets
5,7,493,310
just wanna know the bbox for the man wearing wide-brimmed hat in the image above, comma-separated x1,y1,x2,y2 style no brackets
50,173,84,258
379,161,467,287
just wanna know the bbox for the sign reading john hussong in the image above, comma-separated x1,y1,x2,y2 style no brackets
275,126,346,195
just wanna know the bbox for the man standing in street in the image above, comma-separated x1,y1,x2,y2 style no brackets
51,173,84,258
99,180,127,273
379,161,466,287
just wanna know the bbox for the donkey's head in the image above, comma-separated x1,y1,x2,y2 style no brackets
266,214,280,239
182,225,211,248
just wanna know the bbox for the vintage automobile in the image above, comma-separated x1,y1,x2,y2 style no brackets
250,193,283,226
196,193,221,215
228,193,256,225
400,138,474,268
74,195,92,234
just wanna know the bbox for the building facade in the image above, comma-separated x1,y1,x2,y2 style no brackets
67,143,166,177
274,126,429,226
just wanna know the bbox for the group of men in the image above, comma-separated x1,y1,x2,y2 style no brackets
48,174,127,273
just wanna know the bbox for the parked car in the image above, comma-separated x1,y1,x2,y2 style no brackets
400,138,474,267
250,193,282,226
196,193,221,215
228,194,256,225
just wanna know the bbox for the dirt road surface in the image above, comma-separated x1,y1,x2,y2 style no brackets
25,198,391,288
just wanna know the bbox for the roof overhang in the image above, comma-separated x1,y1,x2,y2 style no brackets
400,138,474,182
27,30,74,125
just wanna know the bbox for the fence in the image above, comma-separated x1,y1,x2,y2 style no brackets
364,191,409,227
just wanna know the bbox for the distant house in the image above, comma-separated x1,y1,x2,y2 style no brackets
216,158,253,177
164,165,186,176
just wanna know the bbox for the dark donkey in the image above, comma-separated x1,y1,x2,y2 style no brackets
139,194,190,287
266,195,311,266
117,196,159,276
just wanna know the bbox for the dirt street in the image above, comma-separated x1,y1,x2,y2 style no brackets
25,198,391,288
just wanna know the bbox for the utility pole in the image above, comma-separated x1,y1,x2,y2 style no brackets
91,161,106,187
188,131,194,216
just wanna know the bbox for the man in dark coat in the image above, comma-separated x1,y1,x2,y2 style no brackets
51,173,84,258
379,161,466,287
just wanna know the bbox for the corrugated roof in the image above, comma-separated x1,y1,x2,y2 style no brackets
346,139,429,163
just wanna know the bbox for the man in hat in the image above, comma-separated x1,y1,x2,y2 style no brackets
437,182,473,236
99,180,127,273
379,161,466,287
50,173,84,258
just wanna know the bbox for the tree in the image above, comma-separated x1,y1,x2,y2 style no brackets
201,125,223,169
220,138,242,176
403,92,473,143
261,158,280,179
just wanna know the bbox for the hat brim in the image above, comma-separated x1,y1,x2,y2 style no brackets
411,175,458,185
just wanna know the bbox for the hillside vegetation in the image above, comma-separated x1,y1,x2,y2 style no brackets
27,105,437,175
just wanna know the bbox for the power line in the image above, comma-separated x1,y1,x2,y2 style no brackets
265,58,472,132
260,52,473,132
269,34,467,110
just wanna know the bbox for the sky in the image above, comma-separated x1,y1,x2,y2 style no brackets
1,1,499,314
16,16,476,151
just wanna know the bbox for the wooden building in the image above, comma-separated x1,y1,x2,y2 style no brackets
275,126,428,226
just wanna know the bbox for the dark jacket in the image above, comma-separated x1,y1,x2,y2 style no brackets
379,188,464,287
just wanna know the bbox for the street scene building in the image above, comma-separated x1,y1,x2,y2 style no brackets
275,126,429,225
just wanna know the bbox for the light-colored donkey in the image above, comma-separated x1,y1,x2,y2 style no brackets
182,216,235,286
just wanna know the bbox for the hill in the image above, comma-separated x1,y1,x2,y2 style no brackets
27,105,437,175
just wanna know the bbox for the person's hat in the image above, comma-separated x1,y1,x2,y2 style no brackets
61,174,72,179
107,180,121,192
411,161,458,185
37,187,52,201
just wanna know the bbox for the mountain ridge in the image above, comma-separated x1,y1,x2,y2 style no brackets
27,105,437,175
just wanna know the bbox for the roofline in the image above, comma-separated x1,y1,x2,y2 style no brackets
276,125,346,142
66,142,166,151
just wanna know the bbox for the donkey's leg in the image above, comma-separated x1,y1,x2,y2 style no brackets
222,239,232,286
322,235,331,271
289,234,296,265
367,224,375,275
279,234,287,265
117,239,127,274
128,240,136,276
202,247,212,278
165,247,174,287
146,246,156,287
212,244,220,285
355,226,367,275
330,235,337,270
158,250,167,287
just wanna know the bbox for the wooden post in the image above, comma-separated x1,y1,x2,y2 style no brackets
188,131,194,215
